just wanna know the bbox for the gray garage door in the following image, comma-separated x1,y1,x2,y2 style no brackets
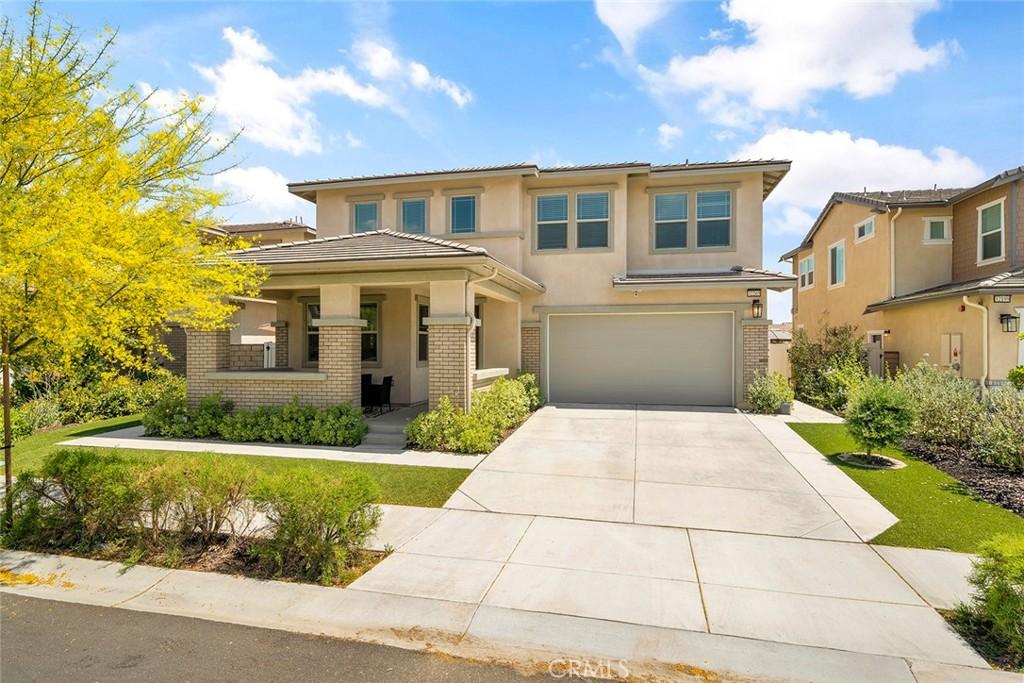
547,312,734,406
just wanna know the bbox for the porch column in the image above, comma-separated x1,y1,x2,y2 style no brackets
426,280,476,410
315,284,364,407
185,328,230,407
271,321,288,368
741,319,770,407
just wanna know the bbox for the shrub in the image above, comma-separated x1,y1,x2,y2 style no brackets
307,404,368,446
1009,366,1024,391
191,394,233,439
952,534,1024,669
975,387,1024,473
472,377,530,433
11,396,61,440
405,396,495,453
176,457,258,541
141,390,193,438
746,372,794,414
516,372,544,411
251,468,381,585
57,372,185,424
895,362,984,454
844,377,915,458
789,324,867,411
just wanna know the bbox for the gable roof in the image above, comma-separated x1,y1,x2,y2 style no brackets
864,269,1024,312
228,229,487,266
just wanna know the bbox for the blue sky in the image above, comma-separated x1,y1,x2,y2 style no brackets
6,1,1024,320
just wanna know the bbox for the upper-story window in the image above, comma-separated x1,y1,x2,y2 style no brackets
536,194,569,250
855,216,875,242
828,240,846,288
576,192,609,248
977,198,1005,264
923,217,951,243
353,202,380,233
653,192,687,250
799,255,815,289
696,191,731,248
449,195,477,233
401,198,427,234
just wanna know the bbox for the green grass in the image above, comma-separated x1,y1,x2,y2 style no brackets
4,415,469,508
790,423,1024,553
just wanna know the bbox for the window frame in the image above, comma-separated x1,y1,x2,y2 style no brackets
302,300,320,368
695,189,735,250
976,197,1006,266
530,186,615,254
798,254,815,290
854,216,876,244
446,193,479,234
575,191,611,250
921,217,952,244
828,239,846,289
400,197,429,234
359,300,382,367
351,200,381,233
534,193,570,252
650,191,689,252
416,297,429,366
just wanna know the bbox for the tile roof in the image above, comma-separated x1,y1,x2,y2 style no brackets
836,188,965,207
864,269,1024,312
228,230,487,265
215,220,315,235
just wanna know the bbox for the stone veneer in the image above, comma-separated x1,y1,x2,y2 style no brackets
273,322,289,369
520,325,541,378
741,319,770,404
427,322,475,410
228,343,265,369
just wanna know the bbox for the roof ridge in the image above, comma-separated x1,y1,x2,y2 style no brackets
373,229,486,254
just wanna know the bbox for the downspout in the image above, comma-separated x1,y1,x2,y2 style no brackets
889,207,903,299
962,296,989,397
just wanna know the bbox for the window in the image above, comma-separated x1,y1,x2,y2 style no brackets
977,198,1005,264
829,241,845,287
923,217,950,242
576,192,609,248
536,194,568,250
353,202,379,232
450,195,477,233
653,192,687,250
360,302,379,363
304,302,320,365
855,217,875,242
799,255,815,289
401,199,427,234
417,303,429,363
696,191,731,248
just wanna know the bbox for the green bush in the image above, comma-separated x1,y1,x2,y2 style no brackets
895,362,984,454
1008,366,1024,391
11,396,61,441
516,372,544,411
57,372,185,424
952,534,1024,669
176,457,258,541
746,372,794,414
789,324,867,411
472,377,530,432
251,468,381,585
975,387,1024,473
844,377,915,457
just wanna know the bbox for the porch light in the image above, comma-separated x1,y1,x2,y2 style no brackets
1000,313,1019,333
752,299,763,319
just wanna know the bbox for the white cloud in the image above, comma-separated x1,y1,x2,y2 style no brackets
344,130,365,149
352,40,473,108
595,0,670,55
737,128,986,212
214,166,306,215
195,27,392,155
138,81,194,115
657,123,683,149
703,28,732,42
766,205,817,236
641,0,949,124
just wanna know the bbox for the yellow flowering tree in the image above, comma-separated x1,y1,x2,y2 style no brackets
0,3,265,516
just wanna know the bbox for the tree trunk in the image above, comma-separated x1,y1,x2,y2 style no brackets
3,332,12,530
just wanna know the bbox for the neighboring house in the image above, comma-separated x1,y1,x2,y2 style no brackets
768,323,793,379
184,160,796,410
203,219,317,245
782,166,1024,388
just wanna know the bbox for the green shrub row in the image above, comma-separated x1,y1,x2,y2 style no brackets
2,449,381,585
142,392,368,447
404,373,542,454
746,372,795,414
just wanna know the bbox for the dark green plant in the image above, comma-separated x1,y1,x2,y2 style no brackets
844,377,915,457
952,534,1024,668
516,372,544,411
789,323,867,411
1008,366,1024,391
251,468,381,585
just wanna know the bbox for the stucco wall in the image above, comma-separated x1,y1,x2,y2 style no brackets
229,300,276,344
952,183,1020,282
893,207,954,296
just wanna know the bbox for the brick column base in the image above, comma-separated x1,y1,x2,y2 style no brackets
741,319,770,405
318,324,362,406
185,329,230,407
428,323,474,410
272,321,289,368
520,325,540,378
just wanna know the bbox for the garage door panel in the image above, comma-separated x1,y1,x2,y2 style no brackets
548,313,734,406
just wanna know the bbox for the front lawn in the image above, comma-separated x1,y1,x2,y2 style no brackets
790,423,1024,553
3,416,468,508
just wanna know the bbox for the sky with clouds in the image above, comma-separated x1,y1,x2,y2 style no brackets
7,0,1023,320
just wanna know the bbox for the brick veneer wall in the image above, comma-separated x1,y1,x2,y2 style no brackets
521,325,540,378
273,322,289,368
158,324,188,376
229,344,265,369
741,320,770,404
428,323,474,410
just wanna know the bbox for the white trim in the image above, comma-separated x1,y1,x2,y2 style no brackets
854,216,876,244
828,239,846,289
798,254,815,290
921,216,952,244
976,196,1006,265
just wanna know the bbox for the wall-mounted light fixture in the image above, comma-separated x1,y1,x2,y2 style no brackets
1000,313,1019,334
752,299,763,319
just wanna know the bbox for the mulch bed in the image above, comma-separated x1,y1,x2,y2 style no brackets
905,440,1024,517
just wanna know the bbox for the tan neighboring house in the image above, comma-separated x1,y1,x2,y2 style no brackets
768,323,793,379
782,166,1024,388
183,160,796,410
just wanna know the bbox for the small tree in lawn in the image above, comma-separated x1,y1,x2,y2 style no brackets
844,377,915,458
1,3,264,526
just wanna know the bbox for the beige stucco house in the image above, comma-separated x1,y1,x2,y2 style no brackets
185,160,796,411
782,166,1024,388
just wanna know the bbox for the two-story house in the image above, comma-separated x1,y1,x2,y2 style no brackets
184,160,796,410
782,166,1023,388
